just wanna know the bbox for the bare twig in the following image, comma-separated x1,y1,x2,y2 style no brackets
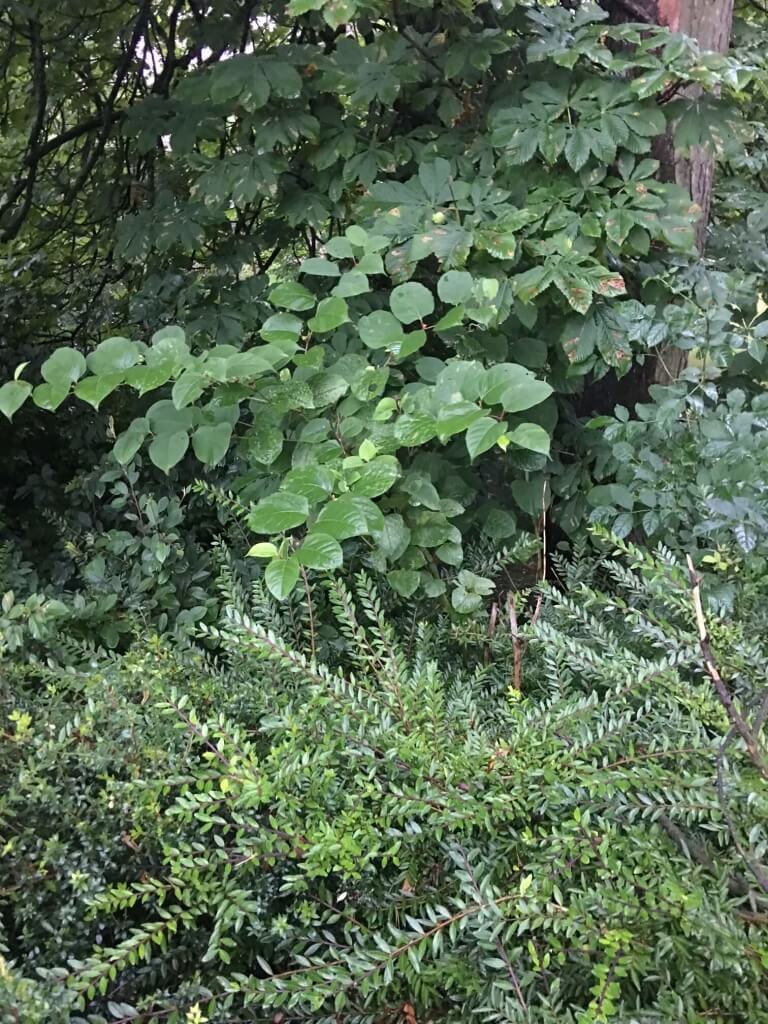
686,555,768,779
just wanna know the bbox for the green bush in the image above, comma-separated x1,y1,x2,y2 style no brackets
2,538,766,1023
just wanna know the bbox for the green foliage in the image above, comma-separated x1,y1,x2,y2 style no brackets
584,384,768,586
2,1,759,606
2,540,767,1022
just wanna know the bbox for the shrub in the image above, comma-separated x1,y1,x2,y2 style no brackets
2,538,766,1023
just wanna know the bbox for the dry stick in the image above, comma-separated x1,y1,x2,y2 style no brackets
530,479,548,628
686,555,768,780
507,593,522,691
299,564,316,661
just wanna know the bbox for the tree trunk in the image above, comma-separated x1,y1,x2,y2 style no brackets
602,0,736,382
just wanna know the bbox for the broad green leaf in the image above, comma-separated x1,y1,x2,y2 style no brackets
87,336,140,375
390,282,435,324
465,417,506,459
418,157,452,203
345,225,368,247
324,236,354,259
147,400,197,434
437,270,473,305
436,402,485,438
433,307,465,331
32,382,69,411
260,313,303,345
391,330,426,360
113,419,149,465
436,541,463,565
282,465,335,502
264,557,300,600
394,413,437,446
356,253,384,274
124,361,175,395
269,281,316,311
372,514,411,561
149,326,188,367
564,129,592,171
350,455,400,497
508,422,551,455
588,483,635,510
311,371,348,406
241,420,283,465
332,271,370,298
0,380,32,420
192,422,233,466
172,370,206,409
74,372,125,409
297,532,343,570
300,257,340,277
148,430,189,473
358,310,404,349
387,569,420,597
483,364,553,412
247,542,279,558
41,348,86,388
248,492,310,533
308,297,349,333
314,494,383,539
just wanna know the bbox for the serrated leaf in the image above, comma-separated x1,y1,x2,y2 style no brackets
564,129,592,171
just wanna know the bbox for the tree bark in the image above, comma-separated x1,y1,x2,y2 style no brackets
602,0,736,382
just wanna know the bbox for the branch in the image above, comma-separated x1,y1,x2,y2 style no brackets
686,555,768,779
